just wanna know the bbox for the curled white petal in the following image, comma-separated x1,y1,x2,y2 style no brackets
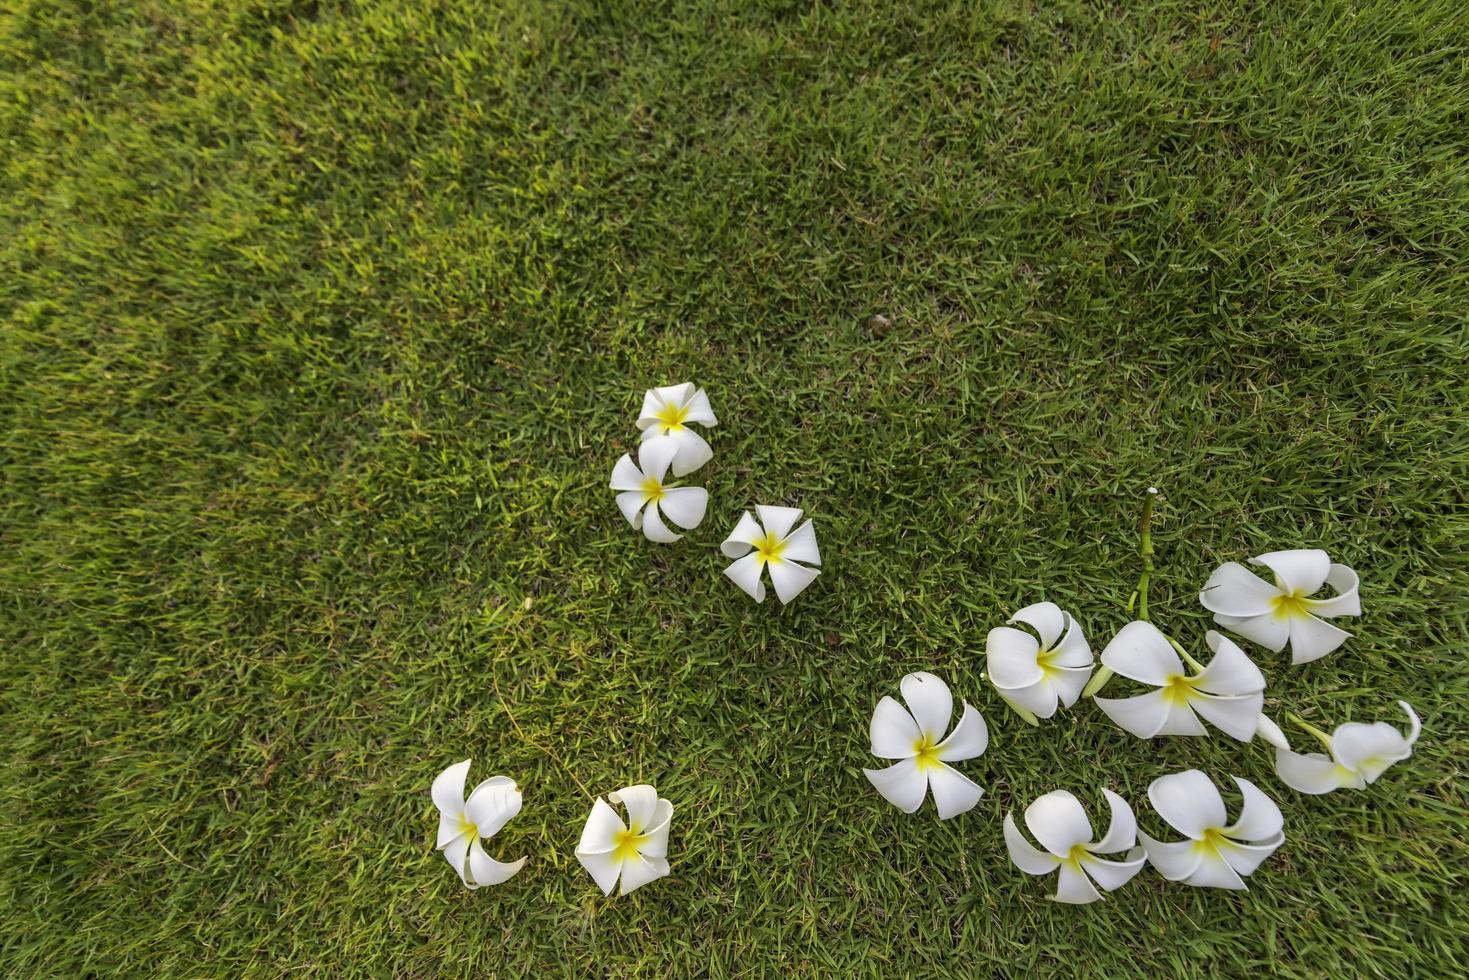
1100,621,1182,685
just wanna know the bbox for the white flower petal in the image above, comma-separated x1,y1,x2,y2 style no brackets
1212,611,1290,651
755,504,803,541
1254,714,1289,749
1052,862,1104,904
1137,830,1203,881
1090,789,1137,853
1190,691,1264,741
928,763,984,819
1079,849,1145,892
900,671,953,742
863,758,928,813
615,490,648,529
935,702,989,761
431,759,471,820
1200,561,1282,617
609,785,659,832
720,511,762,558
641,503,682,543
639,800,674,858
997,677,1060,720
683,387,717,426
870,696,922,759
1050,615,1093,668
1303,563,1361,618
577,797,627,853
1195,632,1265,695
1252,549,1330,597
1332,715,1415,783
1226,776,1284,842
1004,813,1061,874
1274,748,1362,794
723,552,767,602
768,559,819,604
464,777,521,840
636,389,664,430
576,848,623,895
1182,848,1248,890
1153,701,1208,737
1024,790,1094,856
1400,700,1422,746
1217,832,1283,876
1286,614,1352,665
656,487,707,530
609,454,645,491
636,436,679,483
1010,601,1066,649
1148,769,1226,839
985,627,1043,688
618,854,670,895
437,813,464,849
1051,665,1092,710
442,831,473,886
1095,689,1172,739
779,519,821,566
1100,621,1183,685
664,427,713,477
468,838,526,887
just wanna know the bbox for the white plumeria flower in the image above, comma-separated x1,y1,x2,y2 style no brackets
863,671,988,819
431,759,527,889
1199,548,1360,664
1138,769,1284,891
1094,623,1265,741
1003,789,1145,904
574,784,673,896
1275,701,1421,794
636,382,717,476
986,602,1094,721
609,437,708,543
720,505,821,604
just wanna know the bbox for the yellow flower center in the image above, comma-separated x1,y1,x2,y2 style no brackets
1272,592,1310,620
1161,673,1198,707
1063,844,1090,869
1036,645,1064,680
912,733,943,772
654,401,690,434
458,816,479,839
641,476,666,503
613,826,651,862
1192,827,1228,858
752,532,786,566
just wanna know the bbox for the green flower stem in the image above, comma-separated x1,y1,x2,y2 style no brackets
1084,489,1159,699
1287,712,1336,752
1166,634,1206,673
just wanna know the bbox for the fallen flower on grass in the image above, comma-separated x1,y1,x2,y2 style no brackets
575,784,674,896
1094,623,1265,741
1274,701,1421,794
636,382,718,476
1138,769,1284,890
985,601,1094,724
1003,789,1145,904
721,505,821,604
609,437,709,543
431,759,527,889
863,671,988,819
1199,548,1360,664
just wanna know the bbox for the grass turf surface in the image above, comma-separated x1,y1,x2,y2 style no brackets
3,0,1467,974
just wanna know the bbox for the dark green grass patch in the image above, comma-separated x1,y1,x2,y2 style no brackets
2,0,1466,974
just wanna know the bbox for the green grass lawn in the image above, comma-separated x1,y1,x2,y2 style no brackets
3,0,1466,974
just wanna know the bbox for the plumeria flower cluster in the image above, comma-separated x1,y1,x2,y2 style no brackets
1004,771,1286,901
430,761,676,897
610,383,715,543
608,382,824,607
